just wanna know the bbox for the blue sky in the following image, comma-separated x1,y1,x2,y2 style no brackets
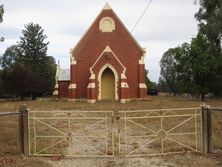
0,0,199,82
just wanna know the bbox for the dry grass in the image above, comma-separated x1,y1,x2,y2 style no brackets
0,96,222,167
0,96,222,112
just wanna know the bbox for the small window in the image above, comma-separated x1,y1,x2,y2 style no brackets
99,17,115,32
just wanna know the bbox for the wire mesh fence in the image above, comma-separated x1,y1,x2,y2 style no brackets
0,112,21,156
211,108,222,154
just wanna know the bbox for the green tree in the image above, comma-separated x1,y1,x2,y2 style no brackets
0,4,4,42
0,45,17,69
144,69,157,90
157,78,169,93
17,23,49,69
176,33,220,101
159,48,181,96
0,45,18,97
2,64,32,100
0,70,4,97
195,0,222,51
16,23,56,99
144,69,149,88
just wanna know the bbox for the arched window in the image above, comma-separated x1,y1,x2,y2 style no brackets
99,17,115,32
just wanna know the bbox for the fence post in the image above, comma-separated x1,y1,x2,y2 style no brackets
19,104,29,155
113,110,120,156
202,104,212,153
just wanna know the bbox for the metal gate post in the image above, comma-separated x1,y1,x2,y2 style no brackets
113,110,120,156
19,104,29,155
202,105,212,153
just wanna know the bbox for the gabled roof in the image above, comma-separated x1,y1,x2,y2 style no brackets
72,3,143,55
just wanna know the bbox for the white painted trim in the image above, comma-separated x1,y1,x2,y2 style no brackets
99,17,115,32
89,73,95,80
103,2,112,10
55,63,61,81
54,84,59,89
87,99,96,104
69,84,77,89
72,3,144,60
143,48,147,54
98,63,119,100
70,54,77,65
139,57,145,64
121,82,129,88
87,83,95,89
111,9,144,51
104,45,112,52
72,5,106,53
70,48,73,54
53,91,58,95
139,83,147,88
121,73,127,79
90,45,126,74
139,48,146,64
121,99,127,103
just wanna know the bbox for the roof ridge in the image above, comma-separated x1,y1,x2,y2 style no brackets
103,2,112,10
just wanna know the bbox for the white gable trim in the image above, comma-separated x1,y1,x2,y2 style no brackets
139,48,147,64
111,9,144,52
72,8,104,52
90,45,126,74
70,49,77,65
103,3,112,10
72,3,144,58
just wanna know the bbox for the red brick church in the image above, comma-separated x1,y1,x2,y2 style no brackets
53,3,147,103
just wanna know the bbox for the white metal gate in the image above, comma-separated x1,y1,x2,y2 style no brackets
28,108,202,157
28,111,114,157
118,108,202,157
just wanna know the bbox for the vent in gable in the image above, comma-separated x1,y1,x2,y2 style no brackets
99,17,115,32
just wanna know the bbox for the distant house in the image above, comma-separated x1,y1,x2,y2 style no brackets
53,3,147,103
53,64,70,98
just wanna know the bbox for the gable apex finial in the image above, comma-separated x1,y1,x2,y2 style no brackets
103,2,112,10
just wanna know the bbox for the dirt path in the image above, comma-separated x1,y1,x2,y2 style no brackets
44,156,175,167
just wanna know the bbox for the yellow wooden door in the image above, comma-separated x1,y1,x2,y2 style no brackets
101,68,115,99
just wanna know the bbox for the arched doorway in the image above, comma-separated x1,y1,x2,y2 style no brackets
101,68,115,99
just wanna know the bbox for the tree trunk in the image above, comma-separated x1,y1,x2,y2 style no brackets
201,93,205,101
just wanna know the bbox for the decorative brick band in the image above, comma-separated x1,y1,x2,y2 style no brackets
139,83,147,88
69,84,77,89
53,90,58,95
121,82,129,88
87,83,96,89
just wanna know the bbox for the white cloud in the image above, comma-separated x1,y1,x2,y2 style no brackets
0,0,199,82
